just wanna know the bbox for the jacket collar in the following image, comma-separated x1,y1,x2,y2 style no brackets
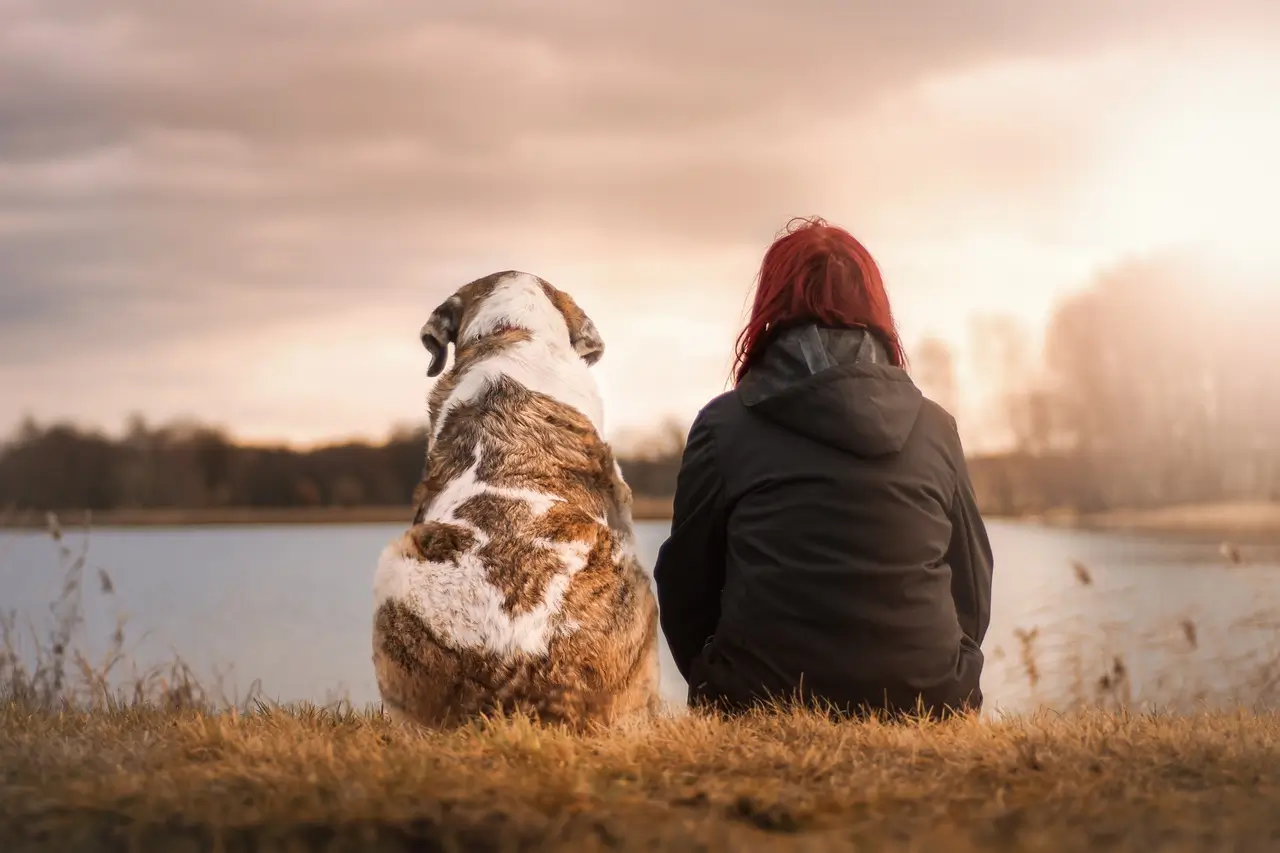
738,324,890,406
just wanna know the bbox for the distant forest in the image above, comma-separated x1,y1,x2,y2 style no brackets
4,254,1279,518
0,417,684,515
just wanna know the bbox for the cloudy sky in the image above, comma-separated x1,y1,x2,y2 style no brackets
3,1,1279,452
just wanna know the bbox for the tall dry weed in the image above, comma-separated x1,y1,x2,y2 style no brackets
996,554,1280,714
0,512,259,713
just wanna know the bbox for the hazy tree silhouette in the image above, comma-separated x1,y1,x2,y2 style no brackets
1042,253,1280,509
912,337,959,419
3,256,1278,518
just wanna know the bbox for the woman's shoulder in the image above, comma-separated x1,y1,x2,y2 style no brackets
914,396,969,472
686,390,742,431
673,391,752,457
916,396,960,435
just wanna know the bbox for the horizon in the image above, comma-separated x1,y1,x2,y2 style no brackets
3,3,1279,455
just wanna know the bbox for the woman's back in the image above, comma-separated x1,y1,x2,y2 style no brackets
652,217,993,718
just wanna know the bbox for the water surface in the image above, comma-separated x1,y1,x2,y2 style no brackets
2,520,1277,714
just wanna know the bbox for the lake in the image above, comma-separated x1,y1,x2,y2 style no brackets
2,519,1279,715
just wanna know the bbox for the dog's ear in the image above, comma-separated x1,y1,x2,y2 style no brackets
420,294,463,378
540,282,605,366
570,314,604,366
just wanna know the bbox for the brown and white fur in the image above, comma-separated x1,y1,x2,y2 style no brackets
372,270,660,731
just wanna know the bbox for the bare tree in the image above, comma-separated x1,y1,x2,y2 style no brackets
912,337,959,417
969,314,1051,453
1042,252,1280,509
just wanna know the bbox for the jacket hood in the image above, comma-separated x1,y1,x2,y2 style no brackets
736,324,923,457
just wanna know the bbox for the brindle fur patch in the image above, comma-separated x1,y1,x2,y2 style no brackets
415,326,533,523
538,280,585,329
456,492,564,615
374,596,656,730
410,521,476,565
538,279,603,364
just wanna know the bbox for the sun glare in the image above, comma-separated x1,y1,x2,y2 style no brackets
1080,56,1280,281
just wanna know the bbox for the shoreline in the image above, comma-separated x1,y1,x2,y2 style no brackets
2,500,1278,541
1029,500,1280,542
0,496,676,530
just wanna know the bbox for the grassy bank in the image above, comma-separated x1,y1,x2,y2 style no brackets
3,700,1280,852
1056,501,1280,541
4,515,1280,850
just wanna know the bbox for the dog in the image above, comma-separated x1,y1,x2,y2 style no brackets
372,270,661,731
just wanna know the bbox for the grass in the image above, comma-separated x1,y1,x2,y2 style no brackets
1073,502,1280,539
1028,501,1280,541
5,702,1280,851
4,513,1280,851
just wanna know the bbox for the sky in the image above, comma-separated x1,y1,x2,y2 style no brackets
2,1,1279,453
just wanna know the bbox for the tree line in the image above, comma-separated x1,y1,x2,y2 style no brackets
4,251,1276,518
0,416,685,514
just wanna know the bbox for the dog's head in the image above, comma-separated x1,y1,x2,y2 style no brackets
420,271,604,378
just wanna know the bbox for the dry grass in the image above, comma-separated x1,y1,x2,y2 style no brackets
1040,501,1280,540
0,513,238,714
3,701,1280,851
4,513,1280,851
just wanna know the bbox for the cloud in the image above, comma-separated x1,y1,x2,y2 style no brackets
2,0,1279,440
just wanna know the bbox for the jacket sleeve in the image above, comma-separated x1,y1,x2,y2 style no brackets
946,454,994,646
652,410,729,683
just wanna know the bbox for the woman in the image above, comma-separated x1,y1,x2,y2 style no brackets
652,216,993,719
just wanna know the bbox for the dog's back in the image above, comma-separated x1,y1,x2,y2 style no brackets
373,271,660,730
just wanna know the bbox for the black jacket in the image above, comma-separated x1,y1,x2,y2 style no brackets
652,324,993,717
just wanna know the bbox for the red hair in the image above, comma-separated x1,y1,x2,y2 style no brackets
733,216,906,384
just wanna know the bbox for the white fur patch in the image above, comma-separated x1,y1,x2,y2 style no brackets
375,441,601,658
430,273,605,444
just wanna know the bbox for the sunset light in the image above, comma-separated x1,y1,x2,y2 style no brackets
3,14,1278,450
1077,55,1280,273
6,6,1280,848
